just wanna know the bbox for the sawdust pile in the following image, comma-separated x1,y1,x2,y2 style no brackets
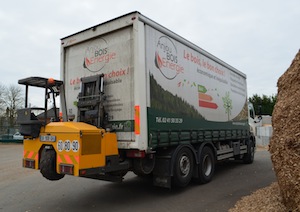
229,182,286,212
269,49,300,211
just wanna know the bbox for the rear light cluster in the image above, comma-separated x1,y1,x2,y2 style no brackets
59,164,74,175
126,150,146,158
79,169,87,176
23,159,35,169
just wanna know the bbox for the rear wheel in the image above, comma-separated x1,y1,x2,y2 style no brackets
173,147,194,187
196,146,215,184
40,148,64,181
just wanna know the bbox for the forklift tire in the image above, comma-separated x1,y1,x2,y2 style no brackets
40,148,64,181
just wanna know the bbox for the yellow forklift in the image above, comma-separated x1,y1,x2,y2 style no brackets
17,75,128,182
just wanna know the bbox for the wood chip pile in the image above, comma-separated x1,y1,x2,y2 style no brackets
269,49,300,211
229,182,286,211
230,50,300,211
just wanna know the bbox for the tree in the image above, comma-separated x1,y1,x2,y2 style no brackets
248,94,277,116
0,83,6,115
1,84,23,127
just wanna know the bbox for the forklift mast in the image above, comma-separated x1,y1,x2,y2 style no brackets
77,74,106,128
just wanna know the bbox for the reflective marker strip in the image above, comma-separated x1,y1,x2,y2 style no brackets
57,155,62,163
134,105,140,135
27,151,34,159
24,150,38,160
58,154,79,165
74,156,79,164
64,155,73,164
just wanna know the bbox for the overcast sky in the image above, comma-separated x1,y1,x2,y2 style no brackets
1,0,299,98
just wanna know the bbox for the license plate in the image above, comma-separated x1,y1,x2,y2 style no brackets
40,135,56,142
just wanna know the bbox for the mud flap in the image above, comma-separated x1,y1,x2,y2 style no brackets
153,155,172,188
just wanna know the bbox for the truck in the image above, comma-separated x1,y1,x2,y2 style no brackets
17,11,256,188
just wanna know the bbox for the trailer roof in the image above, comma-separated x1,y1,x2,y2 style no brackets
60,11,140,40
60,11,246,79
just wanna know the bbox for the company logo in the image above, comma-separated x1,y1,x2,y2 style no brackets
83,38,116,73
155,36,184,80
111,121,132,132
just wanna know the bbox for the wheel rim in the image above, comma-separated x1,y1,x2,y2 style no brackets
203,155,212,176
179,155,190,177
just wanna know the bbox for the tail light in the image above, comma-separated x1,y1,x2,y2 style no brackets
23,159,35,169
59,164,74,175
126,150,146,158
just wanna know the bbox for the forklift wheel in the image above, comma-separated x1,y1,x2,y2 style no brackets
40,148,65,181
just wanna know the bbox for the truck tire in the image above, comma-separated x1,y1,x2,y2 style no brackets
196,146,215,184
243,139,255,164
40,148,64,181
173,147,194,187
133,157,155,177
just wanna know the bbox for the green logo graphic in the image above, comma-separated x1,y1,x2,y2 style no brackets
222,91,232,121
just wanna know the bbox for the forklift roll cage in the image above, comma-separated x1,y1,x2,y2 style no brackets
17,77,64,137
